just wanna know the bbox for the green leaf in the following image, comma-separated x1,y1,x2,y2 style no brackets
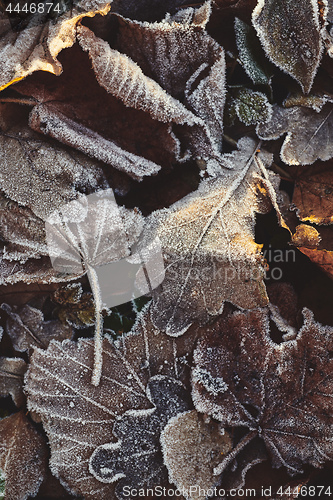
233,88,273,126
235,17,274,86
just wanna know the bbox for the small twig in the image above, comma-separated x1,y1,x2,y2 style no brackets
222,134,238,148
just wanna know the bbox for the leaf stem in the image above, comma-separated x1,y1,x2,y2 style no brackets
0,97,36,106
213,429,257,476
86,263,103,386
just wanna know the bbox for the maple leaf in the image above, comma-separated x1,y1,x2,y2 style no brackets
256,103,333,166
24,306,198,499
0,411,47,500
2,303,73,351
0,356,26,407
136,138,285,335
192,307,333,479
252,0,325,93
0,0,110,91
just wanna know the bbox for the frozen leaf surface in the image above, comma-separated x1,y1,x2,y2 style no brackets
0,104,107,220
0,357,26,407
0,411,47,500
192,307,333,477
252,0,324,93
234,17,274,86
2,303,73,352
232,88,272,126
161,410,232,499
25,306,198,499
257,104,333,165
89,376,191,498
0,0,110,90
137,138,282,335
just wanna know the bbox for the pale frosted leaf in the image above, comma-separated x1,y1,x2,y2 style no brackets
77,26,200,127
2,303,73,352
252,0,324,93
234,17,274,86
89,376,191,498
114,7,226,156
0,194,48,263
161,410,232,500
256,104,333,165
29,103,162,180
0,0,110,90
25,306,198,498
0,104,107,220
112,0,207,22
192,307,333,477
136,138,282,336
0,411,47,500
0,357,26,407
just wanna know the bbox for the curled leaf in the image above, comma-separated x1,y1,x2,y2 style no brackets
0,357,26,407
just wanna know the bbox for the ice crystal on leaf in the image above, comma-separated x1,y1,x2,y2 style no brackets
0,357,26,407
192,307,333,478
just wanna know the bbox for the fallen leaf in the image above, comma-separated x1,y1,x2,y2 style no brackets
0,193,48,263
292,162,333,224
2,303,73,351
256,103,333,165
252,0,325,93
136,137,283,336
0,0,110,90
192,306,333,479
52,283,95,329
230,87,272,126
0,103,107,220
89,376,191,497
292,225,333,280
0,356,26,407
25,306,198,499
0,411,47,500
160,410,232,500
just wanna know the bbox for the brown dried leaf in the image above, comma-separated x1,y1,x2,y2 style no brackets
25,306,198,499
0,0,110,90
256,104,333,166
0,103,107,220
2,303,73,352
0,356,26,407
292,225,333,280
137,138,283,335
192,307,333,479
292,162,333,224
0,411,47,500
160,410,232,500
0,193,48,263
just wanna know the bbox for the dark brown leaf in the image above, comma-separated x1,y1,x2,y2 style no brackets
0,357,26,407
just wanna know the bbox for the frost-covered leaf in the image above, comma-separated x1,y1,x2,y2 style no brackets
25,306,198,499
192,307,333,478
0,104,107,220
0,470,4,500
89,376,191,498
0,0,110,90
0,194,48,263
231,88,272,125
0,357,26,407
256,104,333,165
0,411,47,500
292,162,333,224
136,138,284,336
161,410,232,500
252,0,324,93
2,303,73,352
235,17,274,86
